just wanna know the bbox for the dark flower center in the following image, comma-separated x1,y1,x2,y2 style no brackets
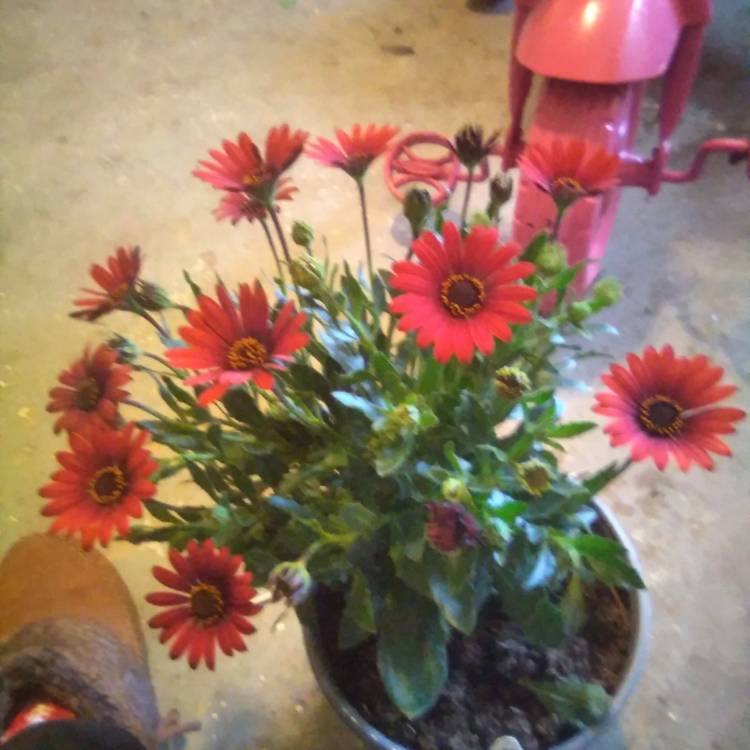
639,394,684,436
226,336,268,370
88,465,127,506
440,274,485,318
189,582,224,624
74,376,101,411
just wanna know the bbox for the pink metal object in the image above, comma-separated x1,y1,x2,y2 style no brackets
385,0,747,299
383,132,493,206
518,0,683,84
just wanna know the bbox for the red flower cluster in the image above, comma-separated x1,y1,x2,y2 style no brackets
167,281,309,405
147,539,262,670
47,344,131,434
39,423,157,549
519,137,620,208
307,124,399,179
193,127,307,203
390,223,536,363
71,246,142,321
594,345,745,471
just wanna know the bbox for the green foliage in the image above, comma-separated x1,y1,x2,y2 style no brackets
119,218,637,722
521,677,612,729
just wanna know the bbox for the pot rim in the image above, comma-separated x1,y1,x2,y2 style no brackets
303,498,651,750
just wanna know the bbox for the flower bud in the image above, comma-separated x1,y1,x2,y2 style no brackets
495,367,531,401
516,459,553,497
535,240,567,275
453,125,500,168
470,212,492,228
591,277,622,310
291,221,314,249
106,335,140,365
288,255,324,291
441,477,471,505
425,501,482,553
134,281,171,311
268,560,313,607
488,173,513,219
403,188,432,238
568,301,592,325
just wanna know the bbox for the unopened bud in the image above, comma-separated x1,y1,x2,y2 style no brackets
516,459,553,497
291,221,314,249
289,255,324,291
568,301,592,325
470,212,492,228
106,335,140,365
488,173,513,219
425,502,482,554
535,240,567,275
495,367,531,401
134,281,171,311
591,277,622,310
403,188,432,238
268,560,313,607
441,478,471,505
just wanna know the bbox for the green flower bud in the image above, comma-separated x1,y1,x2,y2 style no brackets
488,173,513,219
568,300,593,325
441,477,471,505
591,277,623,310
495,366,531,401
404,188,432,238
268,560,313,607
106,334,140,365
289,255,324,291
291,221,314,249
134,281,171,311
516,459,553,497
535,241,567,275
470,212,492,228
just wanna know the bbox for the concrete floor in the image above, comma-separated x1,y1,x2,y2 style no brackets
1,1,749,748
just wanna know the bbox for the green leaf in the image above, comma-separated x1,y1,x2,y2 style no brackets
183,270,203,299
143,499,179,523
376,581,449,719
268,495,315,520
374,440,413,477
338,502,380,535
561,574,586,636
547,421,597,439
391,508,426,562
417,357,442,395
520,545,558,591
521,677,611,729
520,231,549,263
568,535,645,589
340,569,376,646
372,351,406,397
331,391,379,420
583,461,628,495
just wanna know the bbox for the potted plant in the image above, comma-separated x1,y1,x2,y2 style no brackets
38,123,744,750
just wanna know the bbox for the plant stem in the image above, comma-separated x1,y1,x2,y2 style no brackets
268,207,293,266
138,310,169,339
124,398,170,421
260,217,285,282
551,206,566,240
356,178,374,284
460,167,475,227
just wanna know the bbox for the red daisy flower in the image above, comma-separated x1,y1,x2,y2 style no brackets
71,246,141,321
389,222,537,363
47,344,132,434
39,423,157,549
518,137,621,208
306,123,399,179
193,126,308,199
213,178,298,225
146,539,262,670
166,281,309,406
593,345,745,471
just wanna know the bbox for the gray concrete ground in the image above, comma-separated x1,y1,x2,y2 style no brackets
1,1,748,749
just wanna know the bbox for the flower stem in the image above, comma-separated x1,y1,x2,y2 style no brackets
138,310,169,339
260,216,285,282
460,167,475,227
124,398,170,421
268,207,293,266
356,178,374,284
551,206,566,240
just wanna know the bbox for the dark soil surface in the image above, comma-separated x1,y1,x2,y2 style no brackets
316,584,632,750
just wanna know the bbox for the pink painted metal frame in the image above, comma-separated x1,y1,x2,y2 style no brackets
383,0,748,294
